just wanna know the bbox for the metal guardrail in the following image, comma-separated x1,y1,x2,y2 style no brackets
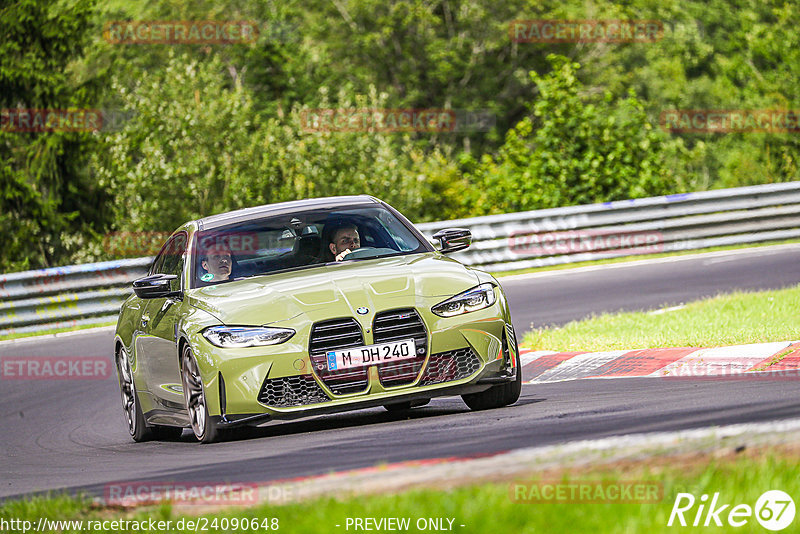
415,181,800,270
2,182,799,336
0,258,152,336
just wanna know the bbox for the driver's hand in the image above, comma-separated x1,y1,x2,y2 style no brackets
335,249,352,261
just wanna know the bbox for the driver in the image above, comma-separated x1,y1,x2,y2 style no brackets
201,242,233,281
328,223,361,261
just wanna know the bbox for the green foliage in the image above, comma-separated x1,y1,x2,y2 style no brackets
0,0,109,272
295,0,550,149
92,53,436,244
467,55,679,214
595,0,800,190
94,52,271,233
3,0,800,272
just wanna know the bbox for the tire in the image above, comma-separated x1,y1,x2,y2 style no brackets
181,345,220,444
383,399,430,412
461,334,522,411
117,347,183,442
116,347,150,441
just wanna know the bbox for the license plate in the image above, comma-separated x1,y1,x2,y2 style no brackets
326,339,416,371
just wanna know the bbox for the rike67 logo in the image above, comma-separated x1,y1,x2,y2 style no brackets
668,490,795,531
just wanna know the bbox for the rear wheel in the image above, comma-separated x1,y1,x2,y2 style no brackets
116,347,181,441
181,345,220,444
461,334,522,411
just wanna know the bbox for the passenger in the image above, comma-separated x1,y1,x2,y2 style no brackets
200,242,233,281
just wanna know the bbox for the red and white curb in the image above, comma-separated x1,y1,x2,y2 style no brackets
519,341,800,383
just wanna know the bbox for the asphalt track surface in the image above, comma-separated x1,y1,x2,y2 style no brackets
2,245,799,500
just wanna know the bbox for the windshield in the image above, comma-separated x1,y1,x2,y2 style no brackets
190,204,429,287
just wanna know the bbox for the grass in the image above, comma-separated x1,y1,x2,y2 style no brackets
492,238,800,278
523,285,800,352
2,452,798,533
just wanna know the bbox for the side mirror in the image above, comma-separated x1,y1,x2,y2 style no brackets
133,274,179,299
432,228,472,254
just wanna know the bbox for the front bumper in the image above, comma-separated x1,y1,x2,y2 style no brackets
212,358,516,429
190,302,517,422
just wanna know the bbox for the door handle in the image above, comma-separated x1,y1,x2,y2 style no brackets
141,315,150,328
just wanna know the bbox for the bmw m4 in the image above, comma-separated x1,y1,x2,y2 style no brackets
114,196,520,443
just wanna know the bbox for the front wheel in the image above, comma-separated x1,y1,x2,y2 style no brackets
181,346,220,443
461,335,522,411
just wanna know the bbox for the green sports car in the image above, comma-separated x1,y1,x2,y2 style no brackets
114,196,521,443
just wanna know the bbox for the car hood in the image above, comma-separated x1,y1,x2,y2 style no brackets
186,252,481,326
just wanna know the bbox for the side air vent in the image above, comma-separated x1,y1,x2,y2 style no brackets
258,375,330,407
419,348,481,386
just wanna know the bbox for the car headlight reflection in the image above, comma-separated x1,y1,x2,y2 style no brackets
202,326,295,348
432,283,497,317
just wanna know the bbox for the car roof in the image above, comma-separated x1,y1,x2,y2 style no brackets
196,195,381,230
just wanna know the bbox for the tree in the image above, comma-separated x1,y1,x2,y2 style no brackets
467,55,679,214
92,52,437,247
0,0,109,272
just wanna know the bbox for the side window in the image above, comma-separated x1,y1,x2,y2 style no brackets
150,233,187,291
149,249,166,276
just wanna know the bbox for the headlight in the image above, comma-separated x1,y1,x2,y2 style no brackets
431,283,497,317
202,326,295,348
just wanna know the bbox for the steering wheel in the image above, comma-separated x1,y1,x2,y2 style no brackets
343,247,396,260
